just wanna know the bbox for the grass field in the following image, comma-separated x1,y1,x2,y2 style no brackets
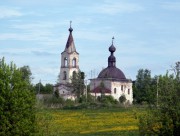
36,108,141,136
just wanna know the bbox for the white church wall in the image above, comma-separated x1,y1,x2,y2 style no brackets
90,80,133,104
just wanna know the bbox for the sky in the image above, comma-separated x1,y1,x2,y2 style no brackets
0,0,180,85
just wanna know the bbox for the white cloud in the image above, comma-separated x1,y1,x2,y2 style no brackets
0,7,23,19
161,2,180,11
94,1,143,15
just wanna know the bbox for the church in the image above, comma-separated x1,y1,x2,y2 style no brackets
54,23,133,103
54,22,79,100
90,38,133,104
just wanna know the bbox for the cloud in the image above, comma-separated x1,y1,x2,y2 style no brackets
161,2,180,11
93,1,143,15
31,51,54,56
0,7,23,19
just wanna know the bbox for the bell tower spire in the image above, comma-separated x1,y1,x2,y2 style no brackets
59,22,79,84
64,21,77,53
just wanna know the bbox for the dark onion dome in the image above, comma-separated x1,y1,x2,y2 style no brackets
109,44,116,53
98,37,127,80
69,27,73,32
98,67,126,80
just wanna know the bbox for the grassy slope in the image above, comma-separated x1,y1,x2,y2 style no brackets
36,108,141,136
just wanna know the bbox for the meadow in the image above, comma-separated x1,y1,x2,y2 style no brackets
36,107,142,136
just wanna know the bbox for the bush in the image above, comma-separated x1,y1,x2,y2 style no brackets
119,95,126,104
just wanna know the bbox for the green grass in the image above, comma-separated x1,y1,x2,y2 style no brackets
35,107,142,136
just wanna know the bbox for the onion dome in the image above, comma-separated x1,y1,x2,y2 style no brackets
98,37,126,80
109,37,116,53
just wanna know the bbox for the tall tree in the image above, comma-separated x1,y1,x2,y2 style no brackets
139,62,180,136
0,57,35,135
133,69,156,104
70,71,85,99
19,65,32,84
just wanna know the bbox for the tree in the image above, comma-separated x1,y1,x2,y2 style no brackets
19,65,32,84
34,83,53,94
133,69,156,104
119,95,126,104
34,82,45,94
70,71,85,99
44,83,53,94
0,57,35,135
139,64,180,136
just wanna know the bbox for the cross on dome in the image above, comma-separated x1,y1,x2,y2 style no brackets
69,21,73,32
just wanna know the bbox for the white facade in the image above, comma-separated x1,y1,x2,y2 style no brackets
90,79,133,104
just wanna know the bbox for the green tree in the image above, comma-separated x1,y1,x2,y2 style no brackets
133,69,156,104
44,83,53,94
34,82,45,94
139,68,180,135
70,71,85,99
0,57,35,135
19,65,32,84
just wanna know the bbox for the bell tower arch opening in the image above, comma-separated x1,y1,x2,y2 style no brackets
72,58,76,67
64,57,68,67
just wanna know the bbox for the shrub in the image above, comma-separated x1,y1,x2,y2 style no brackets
119,95,126,104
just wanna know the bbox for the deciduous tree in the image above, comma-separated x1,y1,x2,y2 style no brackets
0,57,35,135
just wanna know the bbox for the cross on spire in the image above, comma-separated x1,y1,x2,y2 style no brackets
69,21,73,32
112,36,114,44
70,21,72,28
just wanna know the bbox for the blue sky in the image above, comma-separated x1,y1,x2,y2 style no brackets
0,0,180,84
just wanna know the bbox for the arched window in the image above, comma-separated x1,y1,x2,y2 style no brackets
128,89,130,95
64,57,68,67
72,58,76,67
114,88,116,94
121,85,123,91
63,71,67,80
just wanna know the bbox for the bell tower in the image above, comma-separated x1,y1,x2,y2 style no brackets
59,21,79,84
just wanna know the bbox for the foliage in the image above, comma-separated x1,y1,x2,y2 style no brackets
133,69,156,104
34,82,53,94
70,71,85,99
97,95,118,105
0,57,36,135
19,65,32,84
78,94,95,103
119,94,126,104
139,71,180,136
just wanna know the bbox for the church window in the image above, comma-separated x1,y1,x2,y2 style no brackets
63,71,67,80
128,89,130,95
72,58,76,67
121,85,123,91
114,88,117,94
64,58,68,67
